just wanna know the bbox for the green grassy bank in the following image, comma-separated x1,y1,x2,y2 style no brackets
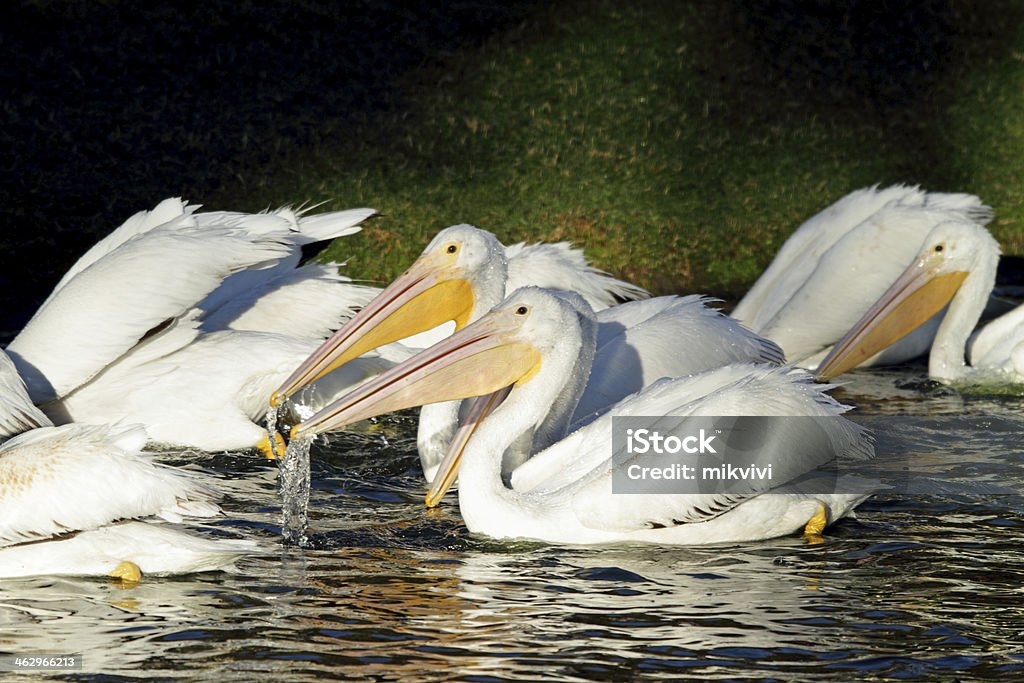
207,0,1024,297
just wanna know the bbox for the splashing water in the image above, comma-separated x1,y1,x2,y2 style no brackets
265,404,284,460
279,434,314,547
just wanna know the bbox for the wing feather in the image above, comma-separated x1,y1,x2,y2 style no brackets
505,241,648,310
0,351,52,439
572,296,784,421
199,263,380,338
509,365,871,532
7,224,291,402
0,424,220,547
44,198,198,300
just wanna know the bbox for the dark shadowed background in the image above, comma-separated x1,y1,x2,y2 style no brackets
0,1,539,334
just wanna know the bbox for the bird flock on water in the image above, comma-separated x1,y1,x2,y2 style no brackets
1,185,1020,579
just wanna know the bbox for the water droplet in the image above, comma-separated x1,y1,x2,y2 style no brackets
279,434,314,547
265,404,283,459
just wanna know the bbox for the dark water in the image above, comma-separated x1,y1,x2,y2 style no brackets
2,368,1023,681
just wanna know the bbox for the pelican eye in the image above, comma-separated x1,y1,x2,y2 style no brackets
446,244,458,254
514,305,529,316
934,244,944,253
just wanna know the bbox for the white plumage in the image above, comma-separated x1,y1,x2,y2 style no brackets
572,295,784,421
9,212,289,403
969,303,1024,381
0,522,256,579
6,199,379,451
0,351,49,440
504,239,648,310
0,423,216,547
732,185,993,368
0,350,254,577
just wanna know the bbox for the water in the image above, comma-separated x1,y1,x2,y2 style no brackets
265,405,283,460
2,368,1024,680
278,435,313,548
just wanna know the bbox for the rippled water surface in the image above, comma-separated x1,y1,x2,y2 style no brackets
2,366,1023,681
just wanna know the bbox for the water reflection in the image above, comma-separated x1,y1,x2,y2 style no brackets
1,367,1022,679
0,572,255,674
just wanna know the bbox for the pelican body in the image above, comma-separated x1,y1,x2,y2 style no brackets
293,288,872,545
732,185,993,369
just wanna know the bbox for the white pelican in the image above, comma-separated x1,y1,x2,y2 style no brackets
292,288,872,545
815,218,1023,384
273,225,781,481
0,351,256,579
731,185,993,368
6,198,381,453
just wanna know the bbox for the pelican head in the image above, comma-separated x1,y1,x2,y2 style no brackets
816,219,1000,380
290,287,585,443
270,224,510,406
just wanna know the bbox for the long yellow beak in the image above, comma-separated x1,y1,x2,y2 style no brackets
424,386,512,508
270,255,476,407
815,264,969,380
290,308,541,439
